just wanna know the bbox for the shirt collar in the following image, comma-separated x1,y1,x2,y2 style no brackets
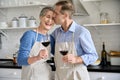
69,21,76,32
60,21,76,32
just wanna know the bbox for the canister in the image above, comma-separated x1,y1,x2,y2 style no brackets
28,16,36,27
12,17,18,27
18,14,27,27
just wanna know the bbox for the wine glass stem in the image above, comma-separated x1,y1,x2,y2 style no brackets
63,63,66,67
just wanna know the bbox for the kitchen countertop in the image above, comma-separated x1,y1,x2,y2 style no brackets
0,59,21,69
87,65,120,73
0,59,120,73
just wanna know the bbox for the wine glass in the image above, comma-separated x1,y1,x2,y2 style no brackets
41,34,50,62
59,42,69,69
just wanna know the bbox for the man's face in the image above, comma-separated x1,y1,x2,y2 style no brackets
54,6,65,25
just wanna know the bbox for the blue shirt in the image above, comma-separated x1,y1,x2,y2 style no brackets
51,21,98,66
17,30,48,66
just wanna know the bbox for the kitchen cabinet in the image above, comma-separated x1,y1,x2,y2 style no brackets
0,78,20,80
0,68,21,80
89,72,120,80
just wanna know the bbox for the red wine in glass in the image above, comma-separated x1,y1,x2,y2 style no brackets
59,50,69,69
60,50,68,56
42,41,50,47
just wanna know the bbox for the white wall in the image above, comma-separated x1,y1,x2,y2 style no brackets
0,0,120,60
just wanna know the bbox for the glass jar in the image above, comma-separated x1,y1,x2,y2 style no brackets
100,12,109,24
13,51,18,64
13,53,17,64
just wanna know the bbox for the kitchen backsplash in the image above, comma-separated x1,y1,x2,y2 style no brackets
86,26,120,57
0,0,120,59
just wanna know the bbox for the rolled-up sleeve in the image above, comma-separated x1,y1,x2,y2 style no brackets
17,31,34,66
80,31,98,66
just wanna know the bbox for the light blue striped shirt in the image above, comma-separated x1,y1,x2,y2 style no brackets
51,21,98,66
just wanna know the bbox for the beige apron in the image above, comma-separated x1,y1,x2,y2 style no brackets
21,30,52,80
54,33,90,80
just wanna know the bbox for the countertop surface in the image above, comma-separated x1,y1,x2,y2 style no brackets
0,59,120,73
0,59,21,69
87,65,120,73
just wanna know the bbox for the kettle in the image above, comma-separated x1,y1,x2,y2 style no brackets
18,14,27,27
28,16,36,27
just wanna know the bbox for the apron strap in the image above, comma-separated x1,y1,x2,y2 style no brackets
72,33,74,50
35,28,38,42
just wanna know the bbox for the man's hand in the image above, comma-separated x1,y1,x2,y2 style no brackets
62,54,83,64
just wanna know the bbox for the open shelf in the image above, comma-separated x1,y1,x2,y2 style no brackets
83,23,120,27
0,27,37,30
0,3,51,9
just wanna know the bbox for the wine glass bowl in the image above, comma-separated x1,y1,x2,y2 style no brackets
41,34,50,47
60,50,68,56
42,41,50,47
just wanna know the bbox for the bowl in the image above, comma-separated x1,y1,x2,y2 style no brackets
90,60,100,66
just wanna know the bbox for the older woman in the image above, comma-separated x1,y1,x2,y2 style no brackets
17,7,55,80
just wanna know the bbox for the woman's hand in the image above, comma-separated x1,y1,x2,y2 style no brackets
28,49,48,64
38,49,48,59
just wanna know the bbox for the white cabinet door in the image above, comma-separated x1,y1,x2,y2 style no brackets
89,72,103,80
0,78,20,80
89,72,120,80
101,72,120,80
0,68,21,80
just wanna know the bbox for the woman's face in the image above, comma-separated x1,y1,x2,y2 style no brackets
40,10,55,31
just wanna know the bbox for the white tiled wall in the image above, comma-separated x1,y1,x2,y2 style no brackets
86,26,120,58
0,0,120,60
0,29,30,58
